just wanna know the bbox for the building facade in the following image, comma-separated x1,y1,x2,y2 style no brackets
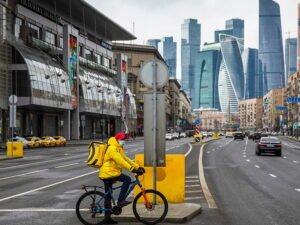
158,37,177,78
286,71,300,136
243,48,259,99
262,88,286,131
193,47,221,110
239,98,263,130
218,34,244,113
285,38,297,84
0,0,135,141
147,39,160,49
259,0,285,94
215,18,244,43
181,19,201,96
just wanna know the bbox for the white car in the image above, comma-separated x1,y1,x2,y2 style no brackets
172,132,180,139
225,131,234,138
202,132,208,138
179,132,187,138
165,133,173,140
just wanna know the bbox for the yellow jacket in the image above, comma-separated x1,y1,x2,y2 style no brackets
99,137,139,179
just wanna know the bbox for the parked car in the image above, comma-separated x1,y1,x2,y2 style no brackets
225,131,234,138
172,132,180,139
165,133,173,140
8,137,29,149
26,137,42,148
53,136,67,146
256,137,282,156
234,131,244,140
186,130,195,137
41,136,56,147
202,131,208,138
248,132,254,139
179,132,187,138
252,132,261,141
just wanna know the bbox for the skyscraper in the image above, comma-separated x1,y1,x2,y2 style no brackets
215,18,244,42
218,34,244,113
181,19,201,96
192,43,222,110
147,39,160,49
285,38,297,84
259,0,285,94
242,48,259,99
158,37,177,78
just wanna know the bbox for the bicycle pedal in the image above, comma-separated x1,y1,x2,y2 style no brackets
112,206,122,215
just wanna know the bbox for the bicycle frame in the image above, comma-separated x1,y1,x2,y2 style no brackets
81,175,151,212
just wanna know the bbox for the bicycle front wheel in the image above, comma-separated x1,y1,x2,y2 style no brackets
75,191,107,225
132,189,168,225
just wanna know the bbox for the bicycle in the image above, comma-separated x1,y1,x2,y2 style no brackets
75,174,168,225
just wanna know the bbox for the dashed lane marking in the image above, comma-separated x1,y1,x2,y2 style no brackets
186,176,199,179
185,184,201,187
296,189,300,192
185,196,203,200
246,159,250,162
293,161,298,164
255,165,260,168
55,163,79,169
185,180,200,183
269,174,277,178
185,190,202,193
283,156,287,159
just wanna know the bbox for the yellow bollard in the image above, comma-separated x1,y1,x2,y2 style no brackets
135,154,185,203
6,142,24,158
193,134,202,144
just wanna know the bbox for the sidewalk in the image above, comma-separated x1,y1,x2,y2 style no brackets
66,136,144,146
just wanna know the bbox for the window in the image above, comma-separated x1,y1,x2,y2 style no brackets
45,31,56,45
95,53,102,64
59,37,63,49
28,23,40,39
14,17,23,39
85,48,93,61
103,57,110,68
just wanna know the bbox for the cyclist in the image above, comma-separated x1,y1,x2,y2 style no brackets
99,132,145,224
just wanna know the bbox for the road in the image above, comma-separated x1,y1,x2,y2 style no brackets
0,136,299,225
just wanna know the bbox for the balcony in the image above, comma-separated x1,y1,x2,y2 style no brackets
29,37,63,55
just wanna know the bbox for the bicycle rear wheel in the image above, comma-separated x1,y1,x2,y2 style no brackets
75,191,107,225
132,189,168,225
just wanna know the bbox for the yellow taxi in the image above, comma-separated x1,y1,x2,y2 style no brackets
26,137,42,148
41,136,56,147
53,136,67,147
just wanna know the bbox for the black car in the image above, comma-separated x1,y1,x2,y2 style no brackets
256,137,282,156
252,132,261,141
234,132,244,140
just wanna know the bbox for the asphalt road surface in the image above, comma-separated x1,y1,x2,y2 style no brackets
0,136,299,225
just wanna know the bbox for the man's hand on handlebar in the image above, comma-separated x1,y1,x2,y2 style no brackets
132,167,145,175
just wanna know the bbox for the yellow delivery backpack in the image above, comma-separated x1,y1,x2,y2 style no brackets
87,141,109,168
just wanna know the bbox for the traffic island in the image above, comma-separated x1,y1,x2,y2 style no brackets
113,203,202,223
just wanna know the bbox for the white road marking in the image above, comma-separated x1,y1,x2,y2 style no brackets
0,169,49,181
185,190,202,193
55,163,79,169
255,165,260,168
283,156,287,159
296,189,300,192
184,144,193,157
185,184,201,187
186,176,199,179
207,151,210,154
199,144,217,208
185,196,203,200
185,180,200,183
293,161,298,164
269,174,277,178
243,155,247,158
246,159,250,162
0,208,75,212
0,171,97,203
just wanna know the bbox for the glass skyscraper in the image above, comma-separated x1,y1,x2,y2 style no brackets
218,34,244,113
147,39,161,49
192,44,221,111
259,0,285,94
215,18,244,43
242,48,259,99
158,37,177,78
181,19,201,96
285,38,297,84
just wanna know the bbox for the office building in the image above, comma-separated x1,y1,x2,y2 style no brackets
218,34,244,113
0,0,135,141
181,19,201,96
259,0,285,94
215,18,244,42
147,39,160,49
158,37,177,78
285,38,297,84
193,43,221,111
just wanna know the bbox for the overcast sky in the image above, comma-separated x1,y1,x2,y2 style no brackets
86,0,299,78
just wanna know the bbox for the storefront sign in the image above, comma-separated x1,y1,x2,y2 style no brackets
286,97,300,103
19,0,62,24
276,106,288,111
100,40,112,50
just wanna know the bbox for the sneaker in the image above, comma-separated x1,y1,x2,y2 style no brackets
117,200,131,207
103,218,118,224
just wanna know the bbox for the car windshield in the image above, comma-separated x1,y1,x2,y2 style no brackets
260,138,280,143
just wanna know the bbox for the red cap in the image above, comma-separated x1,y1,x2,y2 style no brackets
115,132,126,140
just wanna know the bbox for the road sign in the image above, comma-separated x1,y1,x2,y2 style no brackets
9,95,18,105
195,119,201,125
140,59,169,88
